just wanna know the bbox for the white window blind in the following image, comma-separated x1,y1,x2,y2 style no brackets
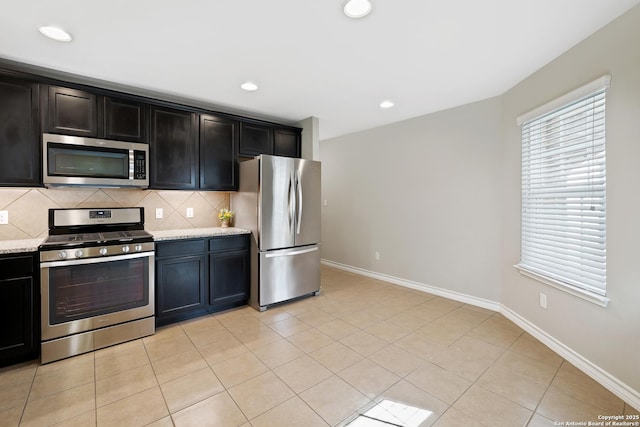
519,80,607,297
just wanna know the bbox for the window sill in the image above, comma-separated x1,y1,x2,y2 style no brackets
513,265,610,308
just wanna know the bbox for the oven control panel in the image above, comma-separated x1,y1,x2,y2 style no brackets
40,242,155,262
89,210,112,219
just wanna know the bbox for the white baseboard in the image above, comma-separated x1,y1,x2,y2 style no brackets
500,306,640,411
321,258,640,411
321,259,501,312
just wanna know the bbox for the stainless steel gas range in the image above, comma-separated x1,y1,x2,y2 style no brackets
39,207,155,364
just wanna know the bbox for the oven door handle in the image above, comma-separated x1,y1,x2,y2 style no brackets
40,251,154,268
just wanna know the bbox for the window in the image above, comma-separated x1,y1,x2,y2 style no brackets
516,76,609,303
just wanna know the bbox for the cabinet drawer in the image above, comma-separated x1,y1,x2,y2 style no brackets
156,239,206,258
0,255,34,281
209,235,249,252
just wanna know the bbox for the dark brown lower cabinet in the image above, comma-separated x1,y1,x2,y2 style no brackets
209,236,249,310
0,252,39,367
155,234,249,326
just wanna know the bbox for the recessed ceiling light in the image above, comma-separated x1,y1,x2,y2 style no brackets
379,100,395,109
38,26,72,42
240,81,258,92
344,0,372,18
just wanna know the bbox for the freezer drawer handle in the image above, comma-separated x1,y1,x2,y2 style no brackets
265,246,319,258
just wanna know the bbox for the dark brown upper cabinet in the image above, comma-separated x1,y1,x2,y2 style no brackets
274,127,301,158
200,114,239,191
103,97,148,143
150,106,198,190
45,86,98,137
0,76,40,187
239,122,273,157
44,85,148,143
239,121,301,159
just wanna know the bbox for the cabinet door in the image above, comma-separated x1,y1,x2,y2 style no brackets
46,86,98,137
200,114,239,190
210,249,249,308
0,254,37,367
0,76,40,186
274,128,301,158
156,254,207,326
150,106,197,189
104,97,148,143
239,122,273,157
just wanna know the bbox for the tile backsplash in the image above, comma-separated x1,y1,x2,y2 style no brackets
0,187,230,241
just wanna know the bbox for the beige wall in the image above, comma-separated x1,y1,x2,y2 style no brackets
0,187,230,240
500,6,640,394
321,3,640,401
320,96,503,302
296,116,320,160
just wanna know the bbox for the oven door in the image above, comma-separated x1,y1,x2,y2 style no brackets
40,251,154,341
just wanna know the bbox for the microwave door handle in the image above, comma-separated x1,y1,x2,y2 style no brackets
129,149,135,180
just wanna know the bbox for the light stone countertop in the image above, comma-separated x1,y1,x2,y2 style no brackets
0,238,44,254
0,228,251,254
151,227,251,241
0,227,251,255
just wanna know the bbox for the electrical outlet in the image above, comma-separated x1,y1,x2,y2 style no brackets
186,207,194,218
155,208,163,219
323,199,328,207
0,210,8,225
539,293,548,309
375,251,380,260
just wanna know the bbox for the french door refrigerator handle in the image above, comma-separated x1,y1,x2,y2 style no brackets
296,169,303,234
288,172,295,234
264,246,318,258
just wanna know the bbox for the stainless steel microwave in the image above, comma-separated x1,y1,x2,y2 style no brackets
43,133,149,188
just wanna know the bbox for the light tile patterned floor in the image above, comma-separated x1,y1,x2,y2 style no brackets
0,265,638,426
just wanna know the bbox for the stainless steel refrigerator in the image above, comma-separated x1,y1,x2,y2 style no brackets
232,155,321,311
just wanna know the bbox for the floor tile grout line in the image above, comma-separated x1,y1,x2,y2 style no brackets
174,314,246,420
214,306,333,425
395,317,527,427
524,358,564,426
20,357,99,426
541,360,626,417
93,352,98,427
440,320,532,426
250,298,402,426
140,331,173,426
15,361,37,427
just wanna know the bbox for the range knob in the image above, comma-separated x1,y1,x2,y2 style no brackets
134,244,142,252
75,250,83,258
99,247,108,256
122,245,130,253
58,251,68,259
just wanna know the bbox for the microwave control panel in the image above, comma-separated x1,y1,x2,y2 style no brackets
134,150,147,179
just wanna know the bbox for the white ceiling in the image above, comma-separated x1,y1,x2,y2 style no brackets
0,0,638,140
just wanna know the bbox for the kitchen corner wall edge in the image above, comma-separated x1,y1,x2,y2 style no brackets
320,258,640,411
